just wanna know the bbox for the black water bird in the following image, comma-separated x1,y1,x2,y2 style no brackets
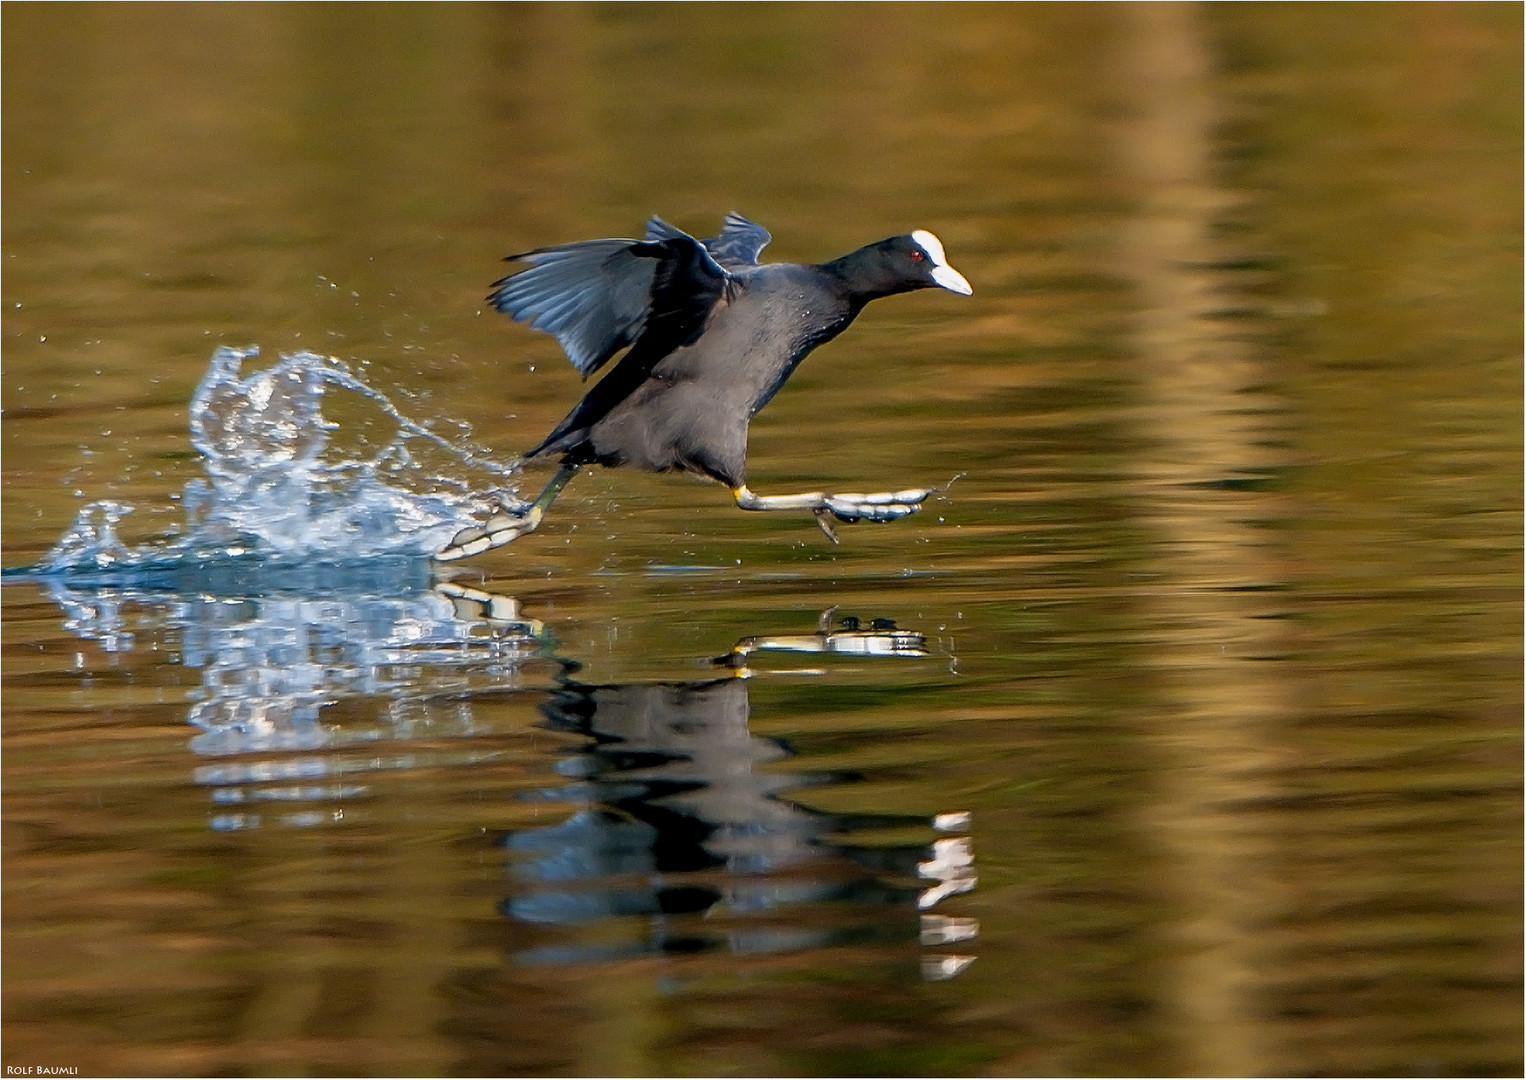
437,212,972,561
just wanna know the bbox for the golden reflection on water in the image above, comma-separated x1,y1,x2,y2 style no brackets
3,2,1520,1077
1114,5,1290,1076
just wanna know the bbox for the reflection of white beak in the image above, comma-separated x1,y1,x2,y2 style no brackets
911,228,974,295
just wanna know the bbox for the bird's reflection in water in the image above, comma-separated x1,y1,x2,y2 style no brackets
479,601,978,980
41,570,976,977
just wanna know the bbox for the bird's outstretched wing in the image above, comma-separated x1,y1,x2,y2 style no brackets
703,211,771,268
492,214,766,378
525,231,736,459
646,212,771,268
488,239,655,377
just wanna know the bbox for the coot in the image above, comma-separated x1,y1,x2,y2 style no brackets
437,212,971,561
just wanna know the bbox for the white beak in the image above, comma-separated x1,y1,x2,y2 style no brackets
931,263,973,296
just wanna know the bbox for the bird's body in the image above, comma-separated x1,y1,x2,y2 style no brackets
436,213,970,561
530,260,855,486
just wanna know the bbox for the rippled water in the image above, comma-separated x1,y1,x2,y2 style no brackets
3,4,1520,1077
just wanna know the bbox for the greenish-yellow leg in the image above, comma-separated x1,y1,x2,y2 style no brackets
731,482,933,544
435,463,580,561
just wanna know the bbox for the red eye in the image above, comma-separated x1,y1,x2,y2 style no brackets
910,250,923,261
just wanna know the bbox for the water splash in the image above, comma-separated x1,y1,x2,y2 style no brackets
31,346,521,578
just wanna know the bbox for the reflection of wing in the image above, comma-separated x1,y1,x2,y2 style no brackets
488,239,654,377
500,619,979,972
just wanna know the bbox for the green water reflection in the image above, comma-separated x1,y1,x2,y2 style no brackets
3,3,1519,1077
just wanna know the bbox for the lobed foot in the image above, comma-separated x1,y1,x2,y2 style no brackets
813,487,932,543
732,482,935,544
434,505,542,562
821,487,934,523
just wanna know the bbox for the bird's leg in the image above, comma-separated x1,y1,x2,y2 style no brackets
731,483,934,544
435,463,581,561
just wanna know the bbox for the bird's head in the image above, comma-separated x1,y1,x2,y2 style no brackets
838,230,973,301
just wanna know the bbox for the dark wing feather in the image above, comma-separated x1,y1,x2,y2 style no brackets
703,211,771,268
648,212,770,269
526,234,734,459
488,239,654,377
643,215,689,244
489,214,761,380
634,234,732,350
